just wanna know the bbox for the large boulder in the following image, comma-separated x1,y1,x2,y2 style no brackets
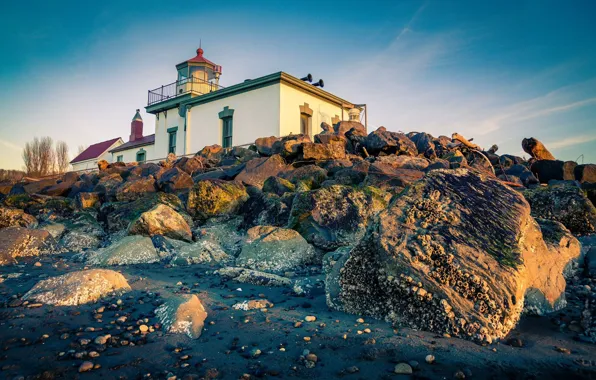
94,173,123,200
115,177,156,201
255,136,279,156
262,176,295,196
366,162,425,189
280,165,327,189
86,235,160,265
523,182,596,234
175,156,206,175
0,207,37,229
59,211,105,252
235,155,287,188
128,204,192,242
410,132,437,159
530,160,576,183
236,226,316,272
575,164,596,184
302,141,347,161
240,189,292,228
157,167,194,193
23,269,131,306
187,180,248,219
23,178,58,195
522,138,555,160
288,185,390,251
75,192,100,209
332,169,579,343
155,294,207,339
272,134,311,159
168,240,232,266
0,227,57,265
365,127,417,156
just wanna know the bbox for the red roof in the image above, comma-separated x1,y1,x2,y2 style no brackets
70,138,121,164
180,48,216,66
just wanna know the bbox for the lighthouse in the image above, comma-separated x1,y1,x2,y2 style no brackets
175,47,223,96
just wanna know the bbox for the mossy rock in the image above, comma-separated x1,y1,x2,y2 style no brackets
187,179,248,220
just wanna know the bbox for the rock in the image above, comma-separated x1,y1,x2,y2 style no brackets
86,235,160,265
0,207,37,229
115,177,156,201
75,192,100,209
523,182,596,234
366,162,425,189
155,294,207,339
503,165,538,187
235,155,287,188
79,361,94,373
157,167,194,193
374,155,430,171
101,192,188,233
394,363,413,375
240,189,291,228
444,151,467,169
335,121,366,136
187,179,248,219
216,267,293,287
255,136,279,156
410,132,437,159
365,128,417,156
232,299,274,310
425,355,435,364
280,165,328,189
302,142,347,161
23,269,130,306
522,138,555,160
506,337,523,347
323,247,352,311
581,235,596,277
197,144,224,162
288,185,389,250
60,212,105,252
0,227,57,265
262,176,295,196
530,160,576,183
128,204,192,242
43,179,77,197
272,134,311,159
575,164,596,183
236,226,316,272
175,156,206,175
333,169,579,343
94,173,123,200
168,240,232,265
98,160,109,171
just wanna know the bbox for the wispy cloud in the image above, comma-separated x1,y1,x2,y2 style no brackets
0,139,21,151
546,135,596,149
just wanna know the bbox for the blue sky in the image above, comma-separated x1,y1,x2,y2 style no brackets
0,0,595,170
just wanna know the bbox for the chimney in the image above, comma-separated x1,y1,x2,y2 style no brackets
130,109,143,142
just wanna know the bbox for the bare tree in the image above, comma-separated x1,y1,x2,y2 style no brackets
22,136,57,177
55,141,70,173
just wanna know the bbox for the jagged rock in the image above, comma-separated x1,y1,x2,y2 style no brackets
331,161,369,186
498,154,525,170
216,267,292,287
101,193,188,232
522,138,555,160
281,165,327,189
228,146,260,163
155,294,207,339
255,136,279,156
187,179,248,219
288,185,390,251
334,121,366,136
60,211,105,252
523,182,596,234
197,144,224,161
139,162,165,178
575,164,596,183
0,227,57,265
175,156,206,174
503,165,538,187
262,176,295,196
240,188,291,228
168,240,232,265
365,127,417,156
0,207,37,229
75,192,101,209
94,173,123,200
410,132,437,159
128,204,192,242
98,160,109,171
374,155,430,171
302,141,347,161
366,162,425,189
580,235,596,277
323,246,352,310
333,169,579,343
272,134,311,159
115,178,156,201
444,151,467,169
235,155,287,188
23,269,130,306
530,160,577,183
236,226,316,272
39,222,66,239
0,181,13,195
43,177,78,197
157,167,193,193
23,178,58,194
86,235,160,265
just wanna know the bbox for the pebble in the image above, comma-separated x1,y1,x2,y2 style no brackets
78,361,93,373
425,354,435,364
345,366,359,374
356,318,365,323
394,363,413,374
250,348,261,358
454,370,466,379
305,353,318,363
34,262,42,267
305,316,316,322
139,324,149,333
303,336,311,342
94,335,111,345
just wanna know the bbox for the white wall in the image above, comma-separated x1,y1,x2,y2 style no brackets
279,83,350,138
154,109,185,158
111,144,156,164
185,83,281,153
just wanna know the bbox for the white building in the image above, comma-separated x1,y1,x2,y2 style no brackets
70,137,123,171
82,47,365,165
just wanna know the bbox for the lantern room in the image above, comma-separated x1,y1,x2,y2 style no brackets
175,47,223,96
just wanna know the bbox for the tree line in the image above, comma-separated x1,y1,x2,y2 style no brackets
22,137,71,177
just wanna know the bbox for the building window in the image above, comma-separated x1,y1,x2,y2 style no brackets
218,106,235,149
299,103,313,136
136,149,146,163
116,155,123,162
167,126,178,155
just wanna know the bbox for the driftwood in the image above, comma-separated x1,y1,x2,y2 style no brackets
451,133,482,151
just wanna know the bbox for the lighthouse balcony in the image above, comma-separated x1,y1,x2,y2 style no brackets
147,77,224,106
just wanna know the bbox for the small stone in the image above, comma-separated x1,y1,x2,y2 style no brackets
60,333,69,340
363,328,371,333
303,336,311,342
94,335,111,345
394,363,413,374
305,353,318,363
305,316,316,322
425,354,435,364
356,318,364,323
34,262,42,267
345,366,359,374
555,346,571,354
454,370,466,379
79,361,93,373
305,360,316,369
88,351,100,358
250,348,261,358
506,337,523,348
139,324,149,333
294,321,302,328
